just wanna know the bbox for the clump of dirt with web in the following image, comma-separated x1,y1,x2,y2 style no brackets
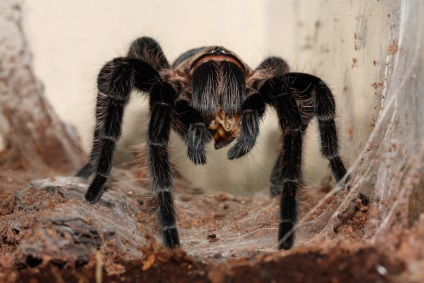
1,1,424,282
0,171,408,282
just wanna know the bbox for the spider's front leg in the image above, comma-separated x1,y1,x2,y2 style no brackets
148,83,180,248
81,58,158,203
77,37,166,203
76,37,168,180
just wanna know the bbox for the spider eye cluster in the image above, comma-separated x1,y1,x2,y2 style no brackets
208,47,227,55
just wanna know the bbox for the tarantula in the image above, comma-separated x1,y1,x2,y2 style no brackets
76,37,348,250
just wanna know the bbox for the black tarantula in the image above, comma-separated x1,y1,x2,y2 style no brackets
76,37,348,250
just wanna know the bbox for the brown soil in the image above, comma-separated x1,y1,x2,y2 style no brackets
0,165,416,283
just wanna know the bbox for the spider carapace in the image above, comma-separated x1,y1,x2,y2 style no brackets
173,45,249,149
76,37,348,250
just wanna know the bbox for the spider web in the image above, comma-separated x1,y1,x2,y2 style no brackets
288,0,423,253
176,0,424,257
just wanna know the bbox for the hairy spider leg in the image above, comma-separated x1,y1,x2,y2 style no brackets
80,38,164,200
286,73,348,182
275,131,303,250
315,81,347,181
81,57,158,203
75,94,108,179
260,76,304,250
260,72,348,250
148,82,180,248
128,37,183,247
76,37,166,179
76,37,182,247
